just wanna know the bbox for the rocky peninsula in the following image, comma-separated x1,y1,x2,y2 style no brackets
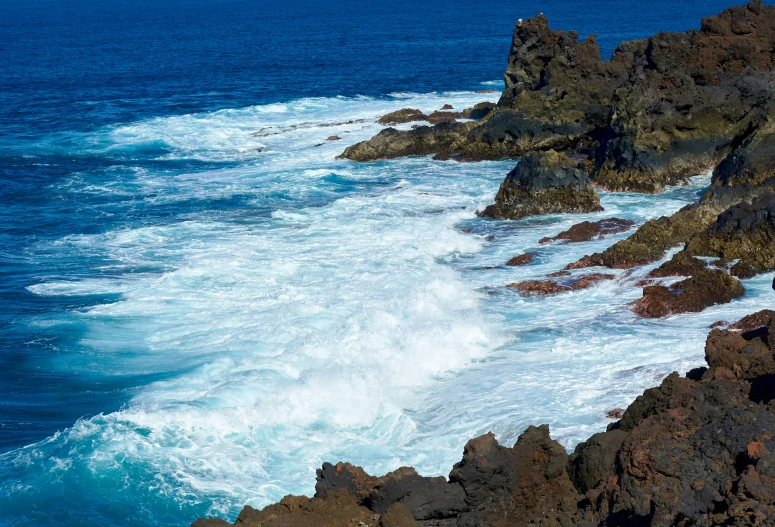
195,2,775,526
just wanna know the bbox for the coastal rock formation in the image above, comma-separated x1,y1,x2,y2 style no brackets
478,151,602,220
341,1,775,196
631,269,744,318
196,310,775,527
505,254,533,266
340,122,474,162
508,273,615,296
647,252,708,278
377,109,427,126
539,218,635,244
685,192,775,274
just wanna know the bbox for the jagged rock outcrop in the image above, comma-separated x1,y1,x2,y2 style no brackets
539,218,635,244
196,311,775,527
341,1,775,197
508,273,615,297
647,252,708,278
684,191,775,275
631,269,744,318
478,151,602,220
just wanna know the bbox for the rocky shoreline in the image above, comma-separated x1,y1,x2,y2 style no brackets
194,2,775,526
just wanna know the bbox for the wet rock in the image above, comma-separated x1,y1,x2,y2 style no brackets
731,259,759,278
377,109,427,126
631,268,745,318
468,102,497,120
567,176,775,270
685,192,775,273
478,150,603,220
729,309,775,332
505,253,533,266
338,122,473,162
647,251,708,278
326,135,341,141
508,273,614,296
440,104,454,110
605,408,625,419
539,218,635,244
634,279,655,287
508,280,570,296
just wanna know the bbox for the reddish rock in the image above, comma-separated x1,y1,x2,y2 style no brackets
632,269,745,318
729,309,775,332
440,104,454,110
547,270,571,278
634,279,656,287
606,408,625,419
539,218,635,244
570,273,615,290
506,253,534,266
730,259,758,278
508,280,570,296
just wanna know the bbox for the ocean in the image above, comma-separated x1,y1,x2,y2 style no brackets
1,0,771,525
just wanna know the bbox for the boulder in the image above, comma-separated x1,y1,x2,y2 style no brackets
631,269,744,318
478,151,602,220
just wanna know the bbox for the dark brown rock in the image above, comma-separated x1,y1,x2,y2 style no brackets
729,309,775,331
647,251,708,278
631,269,745,318
508,280,570,296
539,218,635,244
326,136,341,141
441,104,454,110
377,109,427,126
731,259,759,278
478,151,602,220
505,254,533,266
685,192,775,273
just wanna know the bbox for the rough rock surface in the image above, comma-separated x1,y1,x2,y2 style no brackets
631,269,744,318
508,273,615,296
478,151,602,220
685,192,775,273
342,1,775,197
505,254,533,266
196,312,775,527
647,251,708,278
539,218,635,244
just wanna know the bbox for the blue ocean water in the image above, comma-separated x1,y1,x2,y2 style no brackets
1,1,772,525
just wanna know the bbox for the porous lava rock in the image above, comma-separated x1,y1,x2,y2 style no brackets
508,273,614,296
539,218,635,244
478,151,602,220
685,191,775,273
505,254,533,266
647,251,708,278
377,109,427,125
631,268,744,318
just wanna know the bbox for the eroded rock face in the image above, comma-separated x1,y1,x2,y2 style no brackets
478,151,602,220
631,269,744,318
685,192,775,273
539,218,635,244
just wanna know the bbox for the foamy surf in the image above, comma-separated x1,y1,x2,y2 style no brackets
3,90,773,527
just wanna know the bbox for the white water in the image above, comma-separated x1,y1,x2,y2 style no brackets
12,89,775,522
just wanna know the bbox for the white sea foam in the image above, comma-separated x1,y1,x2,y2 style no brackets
14,90,775,524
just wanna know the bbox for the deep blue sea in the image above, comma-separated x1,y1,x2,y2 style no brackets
1,1,773,525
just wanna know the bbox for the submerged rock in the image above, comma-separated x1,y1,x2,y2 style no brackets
539,218,635,244
505,253,533,266
508,273,614,296
478,150,602,220
631,268,744,318
377,108,427,125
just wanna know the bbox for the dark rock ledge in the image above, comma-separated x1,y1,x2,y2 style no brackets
194,308,775,527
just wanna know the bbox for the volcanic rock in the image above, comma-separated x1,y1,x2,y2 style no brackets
505,254,533,266
377,109,427,125
647,251,708,278
631,268,745,318
338,122,473,161
508,273,614,296
478,151,602,220
729,309,775,331
685,191,775,273
539,218,635,244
